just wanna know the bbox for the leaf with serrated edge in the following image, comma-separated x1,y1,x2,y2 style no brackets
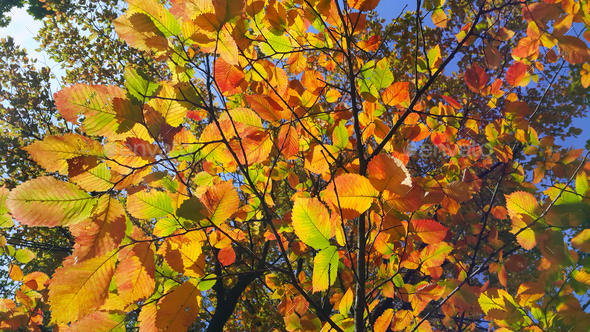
202,181,240,225
127,190,173,219
292,197,331,250
410,219,449,244
374,308,394,332
7,177,97,227
49,250,118,323
322,174,378,216
155,280,201,332
312,245,339,293
115,243,155,305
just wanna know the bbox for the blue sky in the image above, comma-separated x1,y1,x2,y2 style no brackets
1,1,588,149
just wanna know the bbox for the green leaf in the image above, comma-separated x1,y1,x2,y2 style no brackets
370,58,394,90
263,28,293,54
124,66,160,102
176,196,208,222
15,248,36,264
127,190,173,219
576,172,589,196
291,197,332,250
312,245,339,293
198,275,217,291
0,187,13,228
154,217,182,237
333,121,350,150
392,274,404,288
127,0,180,38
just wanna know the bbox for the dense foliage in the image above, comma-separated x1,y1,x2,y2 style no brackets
2,0,590,331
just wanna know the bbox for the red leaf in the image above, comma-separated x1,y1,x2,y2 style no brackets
464,65,488,93
505,254,528,272
441,95,462,109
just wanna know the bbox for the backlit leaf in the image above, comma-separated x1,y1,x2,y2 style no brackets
506,61,527,86
64,310,125,332
368,154,412,195
410,219,449,244
155,280,201,332
292,197,331,250
505,191,541,219
322,174,378,216
114,243,155,304
7,177,97,227
572,229,590,253
127,190,173,219
464,65,488,93
339,288,354,317
67,196,126,264
24,134,105,175
202,181,240,225
49,250,118,323
374,308,394,332
312,245,339,293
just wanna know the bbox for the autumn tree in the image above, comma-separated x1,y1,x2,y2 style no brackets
2,0,590,332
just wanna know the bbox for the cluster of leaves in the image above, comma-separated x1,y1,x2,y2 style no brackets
2,0,590,331
0,0,55,27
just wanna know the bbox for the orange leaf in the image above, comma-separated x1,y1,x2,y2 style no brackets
506,61,528,86
392,310,413,331
64,310,125,332
513,36,540,59
367,154,412,195
441,95,462,109
218,246,236,266
410,219,449,244
215,57,244,95
115,243,156,305
374,308,394,332
558,35,590,64
155,281,201,331
348,0,380,11
67,196,126,264
202,181,240,225
382,82,409,106
276,125,300,159
442,181,471,202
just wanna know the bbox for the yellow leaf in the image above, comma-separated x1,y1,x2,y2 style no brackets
322,174,378,218
339,288,354,317
218,28,239,65
49,251,118,323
